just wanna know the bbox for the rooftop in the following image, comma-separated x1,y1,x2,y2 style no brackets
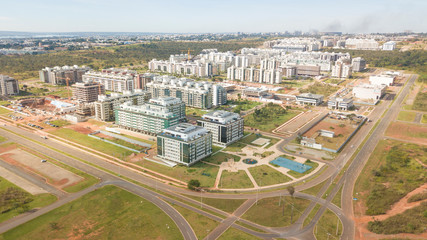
297,93,324,99
201,110,240,124
161,123,209,142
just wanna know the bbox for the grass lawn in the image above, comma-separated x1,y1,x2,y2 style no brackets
186,107,209,117
0,135,6,142
301,180,328,196
172,204,219,240
242,196,311,227
280,80,313,89
353,139,427,215
183,195,246,214
286,160,319,178
202,152,240,165
212,145,223,153
314,209,343,240
245,104,299,132
303,204,321,227
397,111,417,122
223,141,247,152
299,82,340,97
402,104,413,110
0,101,10,106
0,107,12,114
412,90,427,112
51,128,134,157
220,170,254,189
422,114,427,124
48,119,70,127
218,227,262,240
87,119,107,127
119,133,156,145
248,165,292,187
332,185,343,208
368,202,427,234
217,99,262,113
0,177,57,224
139,160,219,188
240,133,280,148
0,185,182,240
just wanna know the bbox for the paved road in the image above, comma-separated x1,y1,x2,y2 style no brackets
340,74,417,240
0,128,197,240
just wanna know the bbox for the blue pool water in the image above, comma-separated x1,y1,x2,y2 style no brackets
270,157,312,173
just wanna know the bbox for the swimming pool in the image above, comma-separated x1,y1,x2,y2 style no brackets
270,157,312,173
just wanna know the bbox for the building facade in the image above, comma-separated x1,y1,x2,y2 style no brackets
94,90,151,121
0,75,19,96
351,57,366,72
72,82,105,103
369,75,395,86
39,65,91,85
115,101,180,135
148,97,186,121
83,70,135,93
157,123,212,166
327,97,354,110
296,93,324,106
146,76,226,109
352,84,386,102
197,110,244,147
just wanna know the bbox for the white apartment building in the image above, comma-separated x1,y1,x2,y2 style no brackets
95,90,150,121
369,75,395,86
157,123,212,166
148,97,186,121
146,76,226,109
197,110,244,147
345,39,379,50
115,101,180,135
351,57,366,72
0,75,19,96
332,61,352,78
352,84,386,102
83,70,135,93
382,41,396,51
227,66,282,84
39,65,91,85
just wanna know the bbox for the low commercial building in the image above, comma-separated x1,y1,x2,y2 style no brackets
0,75,19,96
95,90,150,121
295,65,321,77
242,87,269,98
115,101,180,135
296,93,324,106
157,123,212,166
369,75,395,86
197,110,244,146
72,82,105,103
328,97,354,110
352,84,386,102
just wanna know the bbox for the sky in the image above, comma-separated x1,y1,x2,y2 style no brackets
0,0,425,33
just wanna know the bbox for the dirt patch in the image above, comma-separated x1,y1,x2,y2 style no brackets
385,122,427,145
276,110,319,134
354,183,427,240
66,125,93,135
0,148,83,189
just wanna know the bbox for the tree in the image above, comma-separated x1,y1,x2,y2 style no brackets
287,186,295,223
187,179,201,190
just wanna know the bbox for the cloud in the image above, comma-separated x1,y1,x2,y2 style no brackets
0,16,12,21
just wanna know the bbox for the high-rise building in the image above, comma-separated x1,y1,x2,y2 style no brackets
145,76,226,109
351,57,366,72
197,110,244,147
94,90,151,121
72,82,105,103
39,65,91,85
332,60,352,78
0,75,19,96
83,69,135,93
157,123,212,166
115,101,180,135
135,73,158,90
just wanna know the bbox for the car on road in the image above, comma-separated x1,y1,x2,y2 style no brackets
41,159,47,163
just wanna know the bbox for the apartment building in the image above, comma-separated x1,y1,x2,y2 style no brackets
72,82,105,103
0,75,19,96
83,69,135,93
94,90,151,121
345,39,379,50
157,123,212,166
351,57,366,72
148,59,212,77
332,61,352,78
148,97,186,121
145,76,226,109
197,110,244,146
115,101,180,135
227,66,282,84
135,73,158,90
296,93,324,106
39,65,91,85
382,41,396,51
